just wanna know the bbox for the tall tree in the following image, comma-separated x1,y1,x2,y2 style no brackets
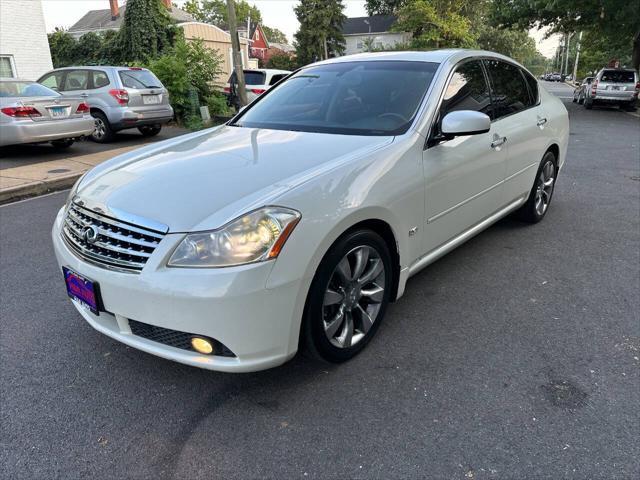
491,0,640,71
262,26,288,44
365,0,405,16
294,0,346,65
184,0,261,29
118,0,173,62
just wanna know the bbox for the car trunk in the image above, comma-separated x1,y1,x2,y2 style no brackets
596,70,637,96
118,68,170,112
18,96,84,122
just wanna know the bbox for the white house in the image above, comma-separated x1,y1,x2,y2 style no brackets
341,15,412,56
0,0,53,79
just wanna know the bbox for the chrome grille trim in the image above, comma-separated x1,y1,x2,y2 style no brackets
62,202,165,272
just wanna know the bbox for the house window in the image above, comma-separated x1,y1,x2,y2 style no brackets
0,55,16,78
356,41,363,49
255,30,260,41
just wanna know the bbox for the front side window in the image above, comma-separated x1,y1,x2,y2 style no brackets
63,70,89,91
521,69,539,106
440,60,492,118
269,74,287,86
233,61,439,136
484,60,531,120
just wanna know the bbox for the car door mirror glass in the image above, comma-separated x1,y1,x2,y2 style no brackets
441,110,490,137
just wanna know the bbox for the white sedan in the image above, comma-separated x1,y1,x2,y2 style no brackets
52,50,569,372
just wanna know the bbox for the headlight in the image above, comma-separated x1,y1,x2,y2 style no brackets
167,207,301,268
65,173,86,207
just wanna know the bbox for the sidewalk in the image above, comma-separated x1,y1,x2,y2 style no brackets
0,144,142,204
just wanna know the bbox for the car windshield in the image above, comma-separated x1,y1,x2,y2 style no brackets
118,69,163,89
600,70,635,83
232,61,439,136
0,81,59,98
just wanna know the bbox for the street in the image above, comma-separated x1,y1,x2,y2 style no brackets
1,82,638,479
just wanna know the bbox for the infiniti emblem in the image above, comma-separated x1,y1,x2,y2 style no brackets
82,225,99,244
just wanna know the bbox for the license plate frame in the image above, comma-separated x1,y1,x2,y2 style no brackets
142,95,161,105
49,106,68,118
63,266,102,315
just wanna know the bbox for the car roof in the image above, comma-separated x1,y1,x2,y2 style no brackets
45,66,148,71
313,49,517,65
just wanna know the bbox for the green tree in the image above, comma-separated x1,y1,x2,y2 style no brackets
47,28,77,67
75,33,104,65
118,0,174,62
184,0,261,29
393,0,474,49
262,26,288,44
294,0,346,65
365,0,405,15
266,52,299,70
490,0,640,71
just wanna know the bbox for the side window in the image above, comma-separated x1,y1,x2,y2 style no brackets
92,71,110,89
63,70,89,91
440,60,492,119
39,71,65,90
484,60,531,119
269,74,287,86
521,69,538,106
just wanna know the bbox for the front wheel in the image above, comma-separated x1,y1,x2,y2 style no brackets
302,230,392,363
584,98,593,109
578,93,585,105
138,125,162,137
517,151,557,224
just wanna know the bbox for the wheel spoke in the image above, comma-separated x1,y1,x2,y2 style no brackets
541,189,550,202
335,256,353,282
356,305,374,333
361,284,384,303
339,311,354,347
352,247,370,282
358,259,383,286
323,288,344,306
543,177,554,188
324,308,345,338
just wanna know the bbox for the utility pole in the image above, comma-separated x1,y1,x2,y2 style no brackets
572,31,583,81
227,0,247,107
564,32,572,77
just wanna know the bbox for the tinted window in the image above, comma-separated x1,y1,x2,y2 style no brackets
119,69,162,88
234,61,438,136
92,70,110,89
39,71,65,90
0,81,58,97
521,69,538,105
600,70,635,83
269,74,287,86
484,60,531,119
440,60,491,119
63,70,89,91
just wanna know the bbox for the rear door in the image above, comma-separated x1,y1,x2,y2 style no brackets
60,69,91,99
483,59,547,204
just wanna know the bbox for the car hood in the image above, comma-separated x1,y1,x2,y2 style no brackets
76,125,393,232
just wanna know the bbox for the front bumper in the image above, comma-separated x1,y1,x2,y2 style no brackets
52,207,303,372
0,116,95,146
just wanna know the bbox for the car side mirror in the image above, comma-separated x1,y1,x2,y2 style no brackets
575,81,581,86
441,110,491,137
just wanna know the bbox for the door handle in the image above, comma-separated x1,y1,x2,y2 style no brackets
536,117,547,127
491,136,507,149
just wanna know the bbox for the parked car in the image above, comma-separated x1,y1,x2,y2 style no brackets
0,79,94,148
53,50,569,372
583,68,639,110
37,66,174,143
224,68,291,108
573,76,594,104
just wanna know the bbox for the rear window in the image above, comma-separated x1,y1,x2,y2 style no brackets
229,70,267,86
0,81,58,97
600,70,635,83
119,69,163,89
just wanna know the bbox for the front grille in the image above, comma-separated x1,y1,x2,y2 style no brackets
129,319,236,357
62,202,165,272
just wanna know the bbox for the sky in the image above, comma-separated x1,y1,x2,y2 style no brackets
41,0,561,58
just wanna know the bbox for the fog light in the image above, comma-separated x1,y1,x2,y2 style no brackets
191,337,214,354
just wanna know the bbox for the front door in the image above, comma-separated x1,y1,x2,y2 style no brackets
422,60,507,254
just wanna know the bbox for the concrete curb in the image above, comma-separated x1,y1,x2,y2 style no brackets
0,172,81,205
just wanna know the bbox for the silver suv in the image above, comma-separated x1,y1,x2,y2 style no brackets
37,66,174,142
584,68,639,111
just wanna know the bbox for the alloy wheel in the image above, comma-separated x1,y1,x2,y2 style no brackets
93,117,106,140
322,245,386,348
534,160,555,216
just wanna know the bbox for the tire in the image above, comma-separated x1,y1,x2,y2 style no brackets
302,229,393,363
621,101,637,111
517,151,557,224
572,94,577,103
90,111,114,143
578,93,584,105
51,138,74,149
138,125,162,137
584,98,593,109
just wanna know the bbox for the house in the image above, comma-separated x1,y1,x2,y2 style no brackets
0,0,53,79
178,22,251,84
341,15,411,56
67,0,195,39
236,23,295,65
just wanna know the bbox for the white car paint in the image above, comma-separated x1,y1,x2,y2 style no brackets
52,50,569,372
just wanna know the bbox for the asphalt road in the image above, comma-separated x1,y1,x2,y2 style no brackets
1,82,638,479
0,125,188,170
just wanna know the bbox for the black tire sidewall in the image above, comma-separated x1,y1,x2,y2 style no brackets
519,151,557,223
90,112,113,143
303,229,393,363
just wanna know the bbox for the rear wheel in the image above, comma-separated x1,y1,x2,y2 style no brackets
584,98,594,109
138,125,162,137
517,151,557,224
302,229,392,363
51,139,74,150
578,93,585,105
90,111,114,143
